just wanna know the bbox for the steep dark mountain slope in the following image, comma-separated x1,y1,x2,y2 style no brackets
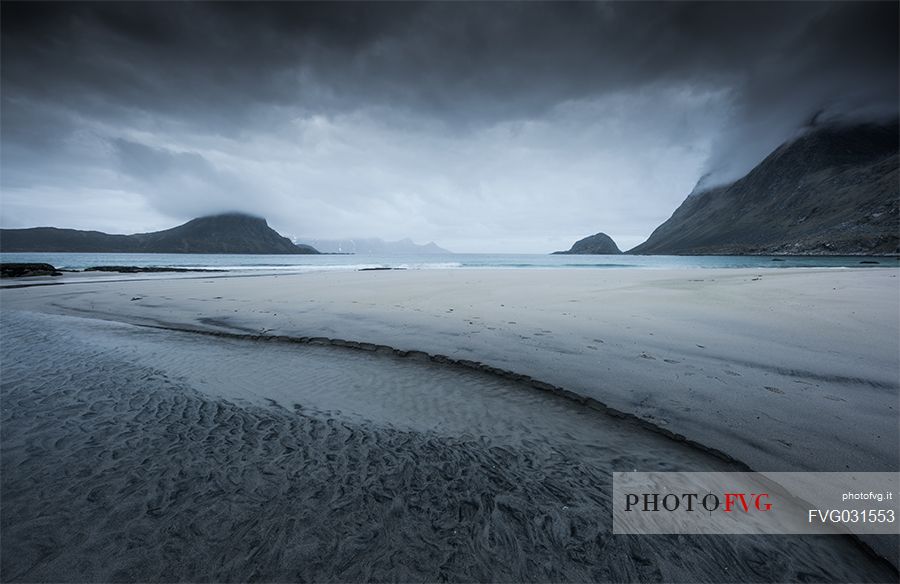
630,122,899,255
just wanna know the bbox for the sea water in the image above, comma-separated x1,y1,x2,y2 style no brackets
1,251,896,272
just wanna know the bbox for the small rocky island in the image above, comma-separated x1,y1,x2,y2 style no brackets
553,232,622,255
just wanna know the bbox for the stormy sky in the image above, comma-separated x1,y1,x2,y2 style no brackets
1,1,897,252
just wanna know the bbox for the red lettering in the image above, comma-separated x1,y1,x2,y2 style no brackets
724,493,750,512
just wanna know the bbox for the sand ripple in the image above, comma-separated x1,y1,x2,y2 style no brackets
1,310,895,582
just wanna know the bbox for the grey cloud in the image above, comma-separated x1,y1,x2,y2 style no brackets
5,2,895,127
111,138,263,221
1,1,897,251
114,140,208,180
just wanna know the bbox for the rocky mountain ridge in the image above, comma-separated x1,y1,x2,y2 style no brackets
629,121,899,255
1,213,319,254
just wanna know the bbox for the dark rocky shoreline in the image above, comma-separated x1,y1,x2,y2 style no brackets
0,263,63,278
82,266,226,274
0,263,226,278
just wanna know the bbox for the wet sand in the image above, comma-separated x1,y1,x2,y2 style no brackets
1,267,898,581
2,309,897,582
3,267,897,473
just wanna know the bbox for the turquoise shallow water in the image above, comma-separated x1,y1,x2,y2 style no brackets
1,251,897,271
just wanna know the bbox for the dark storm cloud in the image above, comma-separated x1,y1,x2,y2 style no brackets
5,2,895,126
2,1,897,251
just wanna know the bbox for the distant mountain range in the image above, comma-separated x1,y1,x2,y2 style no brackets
629,121,899,255
552,232,621,255
294,237,451,255
1,213,320,254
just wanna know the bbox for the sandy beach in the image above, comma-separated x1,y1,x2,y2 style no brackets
4,268,897,472
2,267,898,581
